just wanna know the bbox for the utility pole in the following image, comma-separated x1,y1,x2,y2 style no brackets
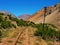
43,7,47,30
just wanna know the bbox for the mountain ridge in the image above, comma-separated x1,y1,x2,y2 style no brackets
18,14,31,20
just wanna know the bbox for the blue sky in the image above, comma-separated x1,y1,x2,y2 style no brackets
0,0,60,17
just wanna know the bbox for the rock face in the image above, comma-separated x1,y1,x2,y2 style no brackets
18,14,31,21
28,3,60,29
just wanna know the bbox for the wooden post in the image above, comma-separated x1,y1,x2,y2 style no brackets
43,7,47,30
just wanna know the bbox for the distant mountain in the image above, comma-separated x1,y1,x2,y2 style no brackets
18,14,31,21
28,3,60,29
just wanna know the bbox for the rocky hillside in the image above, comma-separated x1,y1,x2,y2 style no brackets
28,3,60,29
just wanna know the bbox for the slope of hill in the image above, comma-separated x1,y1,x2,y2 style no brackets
28,9,44,22
0,11,16,18
28,3,60,29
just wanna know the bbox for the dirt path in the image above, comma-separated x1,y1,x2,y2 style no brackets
0,31,16,45
13,28,29,45
13,28,25,45
22,28,30,45
22,27,36,45
13,27,34,45
0,28,21,45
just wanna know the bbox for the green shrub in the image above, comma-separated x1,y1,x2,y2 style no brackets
7,40,13,43
0,16,3,22
1,21,12,29
1,20,16,29
12,24,16,28
0,13,4,15
34,23,60,40
0,29,2,43
8,14,18,21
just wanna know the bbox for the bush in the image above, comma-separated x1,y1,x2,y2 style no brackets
34,23,60,40
56,31,60,40
0,13,4,15
16,19,23,26
8,14,18,21
0,16,3,22
0,26,2,29
1,20,16,29
0,29,2,43
12,24,16,28
28,22,36,27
